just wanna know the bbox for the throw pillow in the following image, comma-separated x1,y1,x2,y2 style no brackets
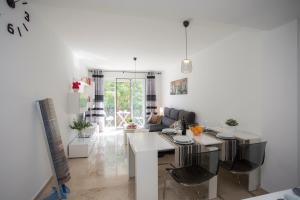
149,115,162,124
170,120,181,129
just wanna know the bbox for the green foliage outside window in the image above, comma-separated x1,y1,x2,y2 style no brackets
104,79,145,126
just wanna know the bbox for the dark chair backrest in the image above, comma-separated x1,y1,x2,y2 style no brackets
232,141,267,172
184,149,220,175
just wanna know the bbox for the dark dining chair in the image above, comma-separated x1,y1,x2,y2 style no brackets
163,148,220,199
220,141,266,192
220,141,267,173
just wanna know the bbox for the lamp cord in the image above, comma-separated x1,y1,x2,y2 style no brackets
185,27,188,60
134,57,137,86
134,60,137,80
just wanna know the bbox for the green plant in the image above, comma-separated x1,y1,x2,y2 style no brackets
70,120,92,132
225,119,239,127
127,118,133,123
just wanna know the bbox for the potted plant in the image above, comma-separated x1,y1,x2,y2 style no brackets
225,118,239,133
126,118,137,129
70,120,92,138
225,118,239,127
72,81,81,92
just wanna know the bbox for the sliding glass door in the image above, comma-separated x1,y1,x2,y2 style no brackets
132,79,146,127
104,79,116,128
104,78,145,129
116,79,131,128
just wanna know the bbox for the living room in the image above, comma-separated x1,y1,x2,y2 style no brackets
0,0,300,200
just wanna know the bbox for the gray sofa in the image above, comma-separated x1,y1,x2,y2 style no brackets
147,107,196,132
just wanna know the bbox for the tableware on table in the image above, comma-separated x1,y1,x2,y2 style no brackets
216,132,235,139
173,135,194,144
293,188,300,197
174,141,194,145
284,193,300,200
190,124,204,136
162,128,178,134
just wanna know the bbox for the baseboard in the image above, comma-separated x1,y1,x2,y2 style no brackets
32,175,55,200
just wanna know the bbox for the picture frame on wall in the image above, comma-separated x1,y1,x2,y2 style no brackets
170,78,188,95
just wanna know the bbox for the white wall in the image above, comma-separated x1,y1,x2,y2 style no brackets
260,20,299,192
0,4,84,200
162,29,262,133
162,20,299,192
298,18,300,185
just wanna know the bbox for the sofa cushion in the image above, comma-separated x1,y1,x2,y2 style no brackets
170,120,181,129
170,109,180,120
178,110,195,125
149,124,163,132
162,117,176,128
164,107,171,117
178,110,186,121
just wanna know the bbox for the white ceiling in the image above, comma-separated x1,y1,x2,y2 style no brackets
31,0,300,71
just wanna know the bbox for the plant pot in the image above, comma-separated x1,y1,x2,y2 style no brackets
225,125,237,134
77,130,84,138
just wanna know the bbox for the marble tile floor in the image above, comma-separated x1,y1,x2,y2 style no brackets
36,129,267,200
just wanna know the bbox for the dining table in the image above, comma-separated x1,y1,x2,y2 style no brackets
127,129,262,200
127,132,222,200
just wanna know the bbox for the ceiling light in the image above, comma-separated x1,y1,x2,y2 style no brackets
181,20,192,74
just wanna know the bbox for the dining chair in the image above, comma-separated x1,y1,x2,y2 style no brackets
220,141,266,173
220,141,266,189
163,148,220,199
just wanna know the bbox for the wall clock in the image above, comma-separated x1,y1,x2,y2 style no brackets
3,0,30,37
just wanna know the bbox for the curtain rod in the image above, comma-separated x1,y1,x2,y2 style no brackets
88,69,162,75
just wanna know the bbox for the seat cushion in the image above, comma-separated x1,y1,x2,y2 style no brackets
164,107,171,118
148,124,164,132
169,166,215,185
220,159,259,172
162,117,176,128
170,109,180,120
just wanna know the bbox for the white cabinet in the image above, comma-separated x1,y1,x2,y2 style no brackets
67,92,88,114
68,134,96,158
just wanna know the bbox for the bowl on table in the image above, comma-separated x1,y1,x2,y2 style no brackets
189,124,205,136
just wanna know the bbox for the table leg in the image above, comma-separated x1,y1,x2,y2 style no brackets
248,167,261,191
128,143,135,178
208,175,218,199
135,150,158,200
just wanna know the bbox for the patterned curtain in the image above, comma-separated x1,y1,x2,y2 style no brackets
146,72,157,117
91,70,105,130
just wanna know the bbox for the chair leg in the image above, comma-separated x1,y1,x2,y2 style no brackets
236,174,241,185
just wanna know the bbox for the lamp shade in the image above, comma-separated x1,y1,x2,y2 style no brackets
181,59,192,73
159,107,164,115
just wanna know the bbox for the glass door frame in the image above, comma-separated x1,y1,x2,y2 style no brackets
115,78,146,129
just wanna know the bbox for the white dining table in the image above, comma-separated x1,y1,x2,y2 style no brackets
127,132,221,200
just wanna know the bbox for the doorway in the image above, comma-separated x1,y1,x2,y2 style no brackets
104,78,146,129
